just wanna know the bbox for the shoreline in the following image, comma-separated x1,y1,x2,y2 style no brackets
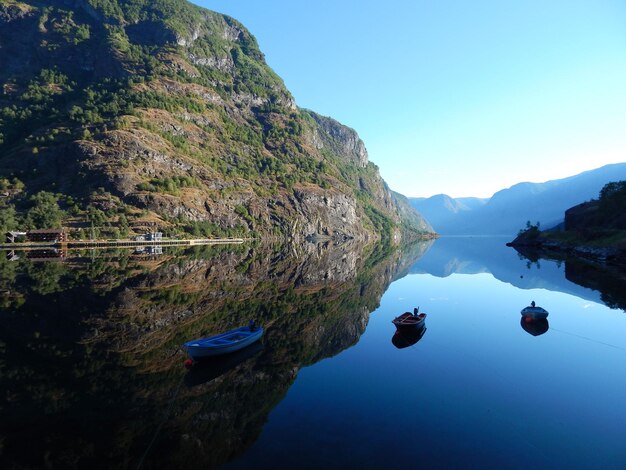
0,238,248,251
506,237,626,268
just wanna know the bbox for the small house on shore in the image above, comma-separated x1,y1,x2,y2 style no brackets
26,229,67,243
135,232,163,242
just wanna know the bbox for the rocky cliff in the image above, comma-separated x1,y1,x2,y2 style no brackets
0,0,433,242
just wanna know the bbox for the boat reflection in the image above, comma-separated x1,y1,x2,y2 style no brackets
520,315,549,336
391,324,427,349
184,341,263,387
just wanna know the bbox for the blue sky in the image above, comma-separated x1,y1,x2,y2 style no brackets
196,1,626,198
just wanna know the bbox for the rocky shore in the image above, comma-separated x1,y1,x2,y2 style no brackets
507,231,626,267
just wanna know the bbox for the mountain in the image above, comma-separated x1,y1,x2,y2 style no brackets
410,194,487,230
409,163,626,236
0,0,433,243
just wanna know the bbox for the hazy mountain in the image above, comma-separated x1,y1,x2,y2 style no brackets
0,0,433,242
409,163,626,236
410,194,488,230
456,197,490,210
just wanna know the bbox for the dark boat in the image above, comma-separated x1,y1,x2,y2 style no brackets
392,307,426,328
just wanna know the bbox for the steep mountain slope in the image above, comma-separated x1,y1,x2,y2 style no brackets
409,163,626,235
0,0,433,242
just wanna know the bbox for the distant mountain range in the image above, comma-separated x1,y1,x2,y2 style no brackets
410,163,626,236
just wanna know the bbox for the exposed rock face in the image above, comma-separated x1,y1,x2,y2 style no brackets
304,111,369,168
0,0,433,242
291,186,360,240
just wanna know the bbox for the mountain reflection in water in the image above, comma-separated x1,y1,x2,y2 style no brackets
1,236,624,469
410,236,626,311
0,240,430,469
511,243,626,312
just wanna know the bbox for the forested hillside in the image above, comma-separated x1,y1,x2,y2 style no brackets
0,0,433,242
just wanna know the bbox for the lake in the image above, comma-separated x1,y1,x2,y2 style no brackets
1,237,625,469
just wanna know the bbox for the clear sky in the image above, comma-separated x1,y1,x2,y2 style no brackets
195,0,626,198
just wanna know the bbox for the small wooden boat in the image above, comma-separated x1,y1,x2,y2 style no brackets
392,308,427,328
520,303,548,319
183,325,264,361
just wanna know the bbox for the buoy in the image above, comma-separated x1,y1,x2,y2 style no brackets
184,358,193,368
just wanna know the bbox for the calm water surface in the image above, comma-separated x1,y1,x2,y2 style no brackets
1,238,625,469
229,273,626,469
226,238,626,469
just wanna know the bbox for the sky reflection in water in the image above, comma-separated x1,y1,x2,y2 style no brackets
227,266,626,469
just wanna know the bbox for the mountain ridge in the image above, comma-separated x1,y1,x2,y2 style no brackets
0,0,434,242
410,163,626,236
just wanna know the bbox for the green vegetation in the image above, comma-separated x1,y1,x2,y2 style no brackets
1,68,74,147
0,0,431,242
24,191,65,229
137,175,199,194
597,181,626,223
140,284,203,306
38,6,91,47
517,220,541,238
0,190,66,232
513,181,626,252
559,180,626,244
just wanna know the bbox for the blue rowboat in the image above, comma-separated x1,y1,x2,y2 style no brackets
183,325,264,360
